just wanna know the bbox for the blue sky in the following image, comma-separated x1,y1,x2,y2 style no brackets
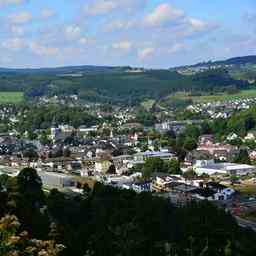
0,0,255,68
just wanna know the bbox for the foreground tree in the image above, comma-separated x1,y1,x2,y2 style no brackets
0,215,64,256
7,167,45,210
6,168,48,238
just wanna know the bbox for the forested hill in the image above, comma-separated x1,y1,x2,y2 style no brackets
174,55,256,69
216,55,256,65
2,55,256,75
0,68,249,104
0,65,128,75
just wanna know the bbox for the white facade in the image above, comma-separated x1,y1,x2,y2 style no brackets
194,160,256,176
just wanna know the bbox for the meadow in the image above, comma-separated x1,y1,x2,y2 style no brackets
167,89,256,104
0,92,24,104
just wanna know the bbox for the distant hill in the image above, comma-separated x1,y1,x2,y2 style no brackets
0,69,248,105
1,55,256,74
216,55,256,65
0,65,130,75
0,56,253,105
173,55,256,70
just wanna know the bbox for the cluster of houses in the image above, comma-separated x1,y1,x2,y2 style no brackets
187,98,256,119
175,64,234,75
104,172,236,203
0,116,255,204
155,120,204,134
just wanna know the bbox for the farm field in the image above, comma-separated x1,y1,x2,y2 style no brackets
0,92,24,103
166,89,256,104
141,99,156,110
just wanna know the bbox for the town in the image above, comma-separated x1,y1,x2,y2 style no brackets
1,0,256,254
0,96,256,232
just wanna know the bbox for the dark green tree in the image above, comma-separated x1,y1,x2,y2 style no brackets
16,168,45,206
233,149,251,164
166,159,182,175
6,168,48,238
143,157,165,178
183,169,197,179
183,137,197,151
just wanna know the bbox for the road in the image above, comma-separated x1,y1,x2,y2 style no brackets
235,216,256,232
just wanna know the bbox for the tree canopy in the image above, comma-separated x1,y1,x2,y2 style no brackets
0,168,256,256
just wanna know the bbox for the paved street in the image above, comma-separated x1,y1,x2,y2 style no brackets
235,216,256,232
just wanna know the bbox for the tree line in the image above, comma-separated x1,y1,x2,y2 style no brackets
0,168,256,255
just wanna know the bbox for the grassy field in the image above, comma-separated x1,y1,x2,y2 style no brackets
166,89,256,104
0,92,24,103
231,184,256,196
141,99,156,110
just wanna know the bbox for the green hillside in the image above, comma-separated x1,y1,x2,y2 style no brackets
0,68,249,105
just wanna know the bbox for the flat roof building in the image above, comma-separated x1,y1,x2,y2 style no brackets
194,160,256,176
37,171,75,188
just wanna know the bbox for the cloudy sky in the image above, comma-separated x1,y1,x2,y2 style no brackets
0,0,255,68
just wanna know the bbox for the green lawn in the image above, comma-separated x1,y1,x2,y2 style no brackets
141,99,156,110
166,89,256,104
0,92,24,104
231,184,256,196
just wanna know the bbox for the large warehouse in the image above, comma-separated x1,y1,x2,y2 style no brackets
193,160,256,176
37,171,75,188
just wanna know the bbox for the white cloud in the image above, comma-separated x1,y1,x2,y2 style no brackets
0,56,12,64
143,3,217,38
84,0,147,16
10,26,25,36
64,25,81,40
8,11,32,24
112,41,133,51
144,3,184,27
104,19,135,32
40,9,55,19
84,0,117,15
0,1,222,68
2,37,26,51
79,37,89,45
138,47,154,60
188,18,207,32
29,42,59,56
167,43,185,54
0,0,24,6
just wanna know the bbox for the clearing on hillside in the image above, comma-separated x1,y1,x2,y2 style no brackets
0,92,24,104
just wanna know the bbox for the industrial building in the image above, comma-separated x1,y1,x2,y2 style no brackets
194,160,256,176
37,171,75,188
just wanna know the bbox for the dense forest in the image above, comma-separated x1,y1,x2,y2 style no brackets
0,168,256,256
17,105,99,131
0,68,249,104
